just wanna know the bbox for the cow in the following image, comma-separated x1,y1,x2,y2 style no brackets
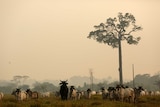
154,91,160,96
0,92,4,101
76,90,83,100
86,88,92,99
101,87,109,99
26,89,38,99
69,86,77,100
116,85,135,103
108,87,119,101
91,91,96,95
12,88,27,101
140,90,146,96
54,91,60,97
149,91,154,96
59,80,69,100
41,92,50,97
134,86,144,103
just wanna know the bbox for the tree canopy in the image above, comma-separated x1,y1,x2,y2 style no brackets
87,12,142,48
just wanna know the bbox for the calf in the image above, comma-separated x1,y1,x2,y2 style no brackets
26,89,38,99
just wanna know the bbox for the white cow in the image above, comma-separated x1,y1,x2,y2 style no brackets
12,89,27,101
101,87,109,99
0,92,4,100
86,89,92,99
149,91,154,96
108,87,119,101
69,86,81,100
144,89,149,95
134,86,145,103
70,90,77,100
91,91,96,95
81,89,92,99
140,90,146,96
116,85,135,103
41,92,50,97
76,91,83,100
154,91,160,96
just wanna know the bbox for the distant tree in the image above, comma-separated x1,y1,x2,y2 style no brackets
0,83,16,94
155,80,160,90
87,12,142,85
32,81,42,92
32,82,58,92
11,75,22,87
153,73,160,90
22,75,29,84
19,84,30,90
11,75,29,88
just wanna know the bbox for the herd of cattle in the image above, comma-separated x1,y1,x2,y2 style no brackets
0,80,160,103
58,80,160,103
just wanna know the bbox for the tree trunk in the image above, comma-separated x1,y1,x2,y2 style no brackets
118,35,123,85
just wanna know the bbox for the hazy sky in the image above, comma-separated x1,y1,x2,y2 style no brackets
1,0,160,82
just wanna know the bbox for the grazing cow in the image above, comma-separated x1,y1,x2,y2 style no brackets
12,88,27,101
41,92,50,97
59,80,69,100
26,89,38,99
69,86,77,100
0,92,4,101
101,87,109,99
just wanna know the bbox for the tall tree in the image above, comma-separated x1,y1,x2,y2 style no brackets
87,12,142,85
11,75,22,87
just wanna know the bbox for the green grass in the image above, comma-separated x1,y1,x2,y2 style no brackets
0,94,160,107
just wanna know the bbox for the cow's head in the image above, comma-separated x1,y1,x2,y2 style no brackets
87,88,91,93
101,87,105,91
59,80,68,86
15,88,21,94
138,86,144,91
70,86,74,89
26,89,31,93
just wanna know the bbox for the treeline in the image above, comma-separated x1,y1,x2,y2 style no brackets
79,73,160,92
0,73,160,94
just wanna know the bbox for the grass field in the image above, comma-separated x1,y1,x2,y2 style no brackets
0,94,160,107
